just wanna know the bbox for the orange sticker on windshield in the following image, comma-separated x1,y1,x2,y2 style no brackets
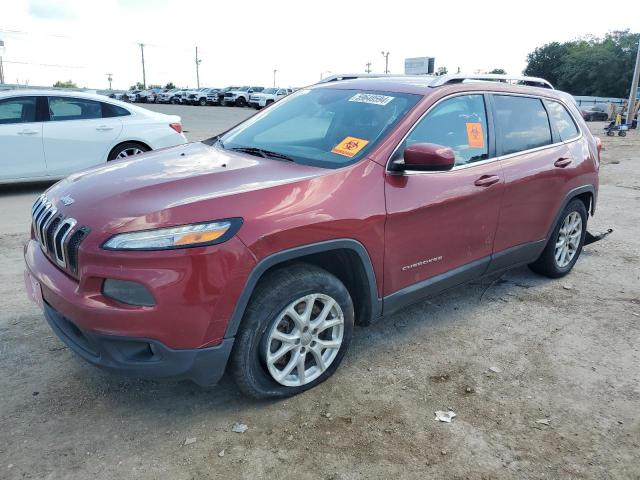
466,122,484,148
331,136,369,158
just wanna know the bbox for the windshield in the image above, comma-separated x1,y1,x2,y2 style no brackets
262,88,278,94
220,88,420,169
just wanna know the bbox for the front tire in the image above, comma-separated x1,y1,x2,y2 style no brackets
230,264,354,399
529,199,587,278
235,97,247,107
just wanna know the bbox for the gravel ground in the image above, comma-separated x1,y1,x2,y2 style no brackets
0,120,638,480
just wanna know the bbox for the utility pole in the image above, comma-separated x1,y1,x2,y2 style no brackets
273,69,277,87
365,62,372,73
0,38,6,85
139,43,146,89
381,51,390,74
626,37,640,126
106,73,113,90
195,46,202,88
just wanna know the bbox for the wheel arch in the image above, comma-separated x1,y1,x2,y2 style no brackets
547,185,595,239
224,239,382,339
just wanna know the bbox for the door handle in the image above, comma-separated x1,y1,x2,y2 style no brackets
96,125,114,131
554,157,572,168
474,175,500,187
18,129,39,135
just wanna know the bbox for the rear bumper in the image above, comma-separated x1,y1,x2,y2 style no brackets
44,302,234,386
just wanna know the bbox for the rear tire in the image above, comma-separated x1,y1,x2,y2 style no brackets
108,142,150,161
199,98,207,106
529,199,587,278
230,264,354,399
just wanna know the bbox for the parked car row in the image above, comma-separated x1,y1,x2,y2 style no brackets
109,85,293,108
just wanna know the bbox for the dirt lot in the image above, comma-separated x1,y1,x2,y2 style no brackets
0,122,638,480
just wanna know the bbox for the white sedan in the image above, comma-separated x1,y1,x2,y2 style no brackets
0,89,187,184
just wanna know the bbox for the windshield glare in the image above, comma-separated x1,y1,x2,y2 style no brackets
220,88,420,168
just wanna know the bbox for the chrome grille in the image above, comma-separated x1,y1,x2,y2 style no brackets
31,195,89,275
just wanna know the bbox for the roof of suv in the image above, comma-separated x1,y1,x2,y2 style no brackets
313,76,572,104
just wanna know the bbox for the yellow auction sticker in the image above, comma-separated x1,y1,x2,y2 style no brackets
331,136,369,158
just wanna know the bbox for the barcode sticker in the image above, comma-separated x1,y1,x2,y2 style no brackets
348,93,395,106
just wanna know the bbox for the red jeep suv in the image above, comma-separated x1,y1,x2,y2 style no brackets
24,75,600,398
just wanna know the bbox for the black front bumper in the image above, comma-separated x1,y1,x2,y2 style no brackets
43,303,234,386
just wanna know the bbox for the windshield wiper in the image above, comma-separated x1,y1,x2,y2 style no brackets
203,134,225,148
229,146,294,162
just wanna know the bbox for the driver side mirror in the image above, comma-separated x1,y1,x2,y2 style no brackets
394,143,455,172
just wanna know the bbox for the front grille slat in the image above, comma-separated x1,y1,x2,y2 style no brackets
39,208,58,252
45,216,62,253
30,195,89,277
66,227,90,274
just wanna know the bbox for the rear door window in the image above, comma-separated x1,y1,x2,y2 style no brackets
48,97,103,121
0,97,37,124
395,94,490,167
493,95,552,155
545,100,579,141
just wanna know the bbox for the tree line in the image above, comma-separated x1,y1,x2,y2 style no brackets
524,30,639,97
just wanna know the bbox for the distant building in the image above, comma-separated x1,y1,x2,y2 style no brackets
404,57,435,75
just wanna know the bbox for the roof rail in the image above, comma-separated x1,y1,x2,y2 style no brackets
316,73,424,84
430,74,554,89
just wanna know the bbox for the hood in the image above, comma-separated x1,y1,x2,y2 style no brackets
45,142,329,235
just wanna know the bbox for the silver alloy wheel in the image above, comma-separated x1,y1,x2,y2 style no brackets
265,293,344,387
555,211,582,268
116,147,145,158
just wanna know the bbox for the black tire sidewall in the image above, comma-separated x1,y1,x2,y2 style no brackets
108,142,149,161
534,199,588,277
231,265,354,399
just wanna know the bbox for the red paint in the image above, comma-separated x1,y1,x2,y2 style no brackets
24,81,599,351
403,143,455,171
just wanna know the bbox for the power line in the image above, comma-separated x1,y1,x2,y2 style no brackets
2,60,86,69
0,28,193,52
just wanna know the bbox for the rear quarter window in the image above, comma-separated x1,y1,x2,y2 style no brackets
102,102,131,118
545,100,580,141
493,95,552,155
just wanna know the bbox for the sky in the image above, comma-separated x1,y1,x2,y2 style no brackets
1,0,639,90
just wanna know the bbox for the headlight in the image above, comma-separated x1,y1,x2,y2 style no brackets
102,218,242,251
